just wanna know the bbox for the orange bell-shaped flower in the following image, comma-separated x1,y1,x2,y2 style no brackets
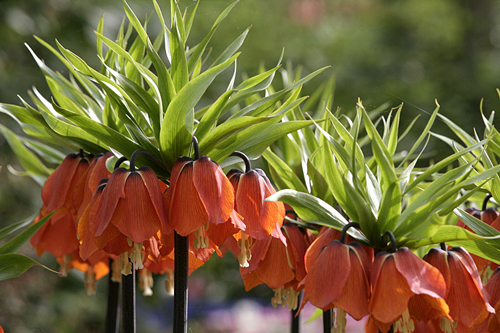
301,239,371,321
369,247,448,333
31,151,94,258
227,151,285,241
424,246,495,329
164,155,243,245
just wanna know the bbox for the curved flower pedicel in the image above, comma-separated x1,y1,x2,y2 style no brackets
424,246,495,331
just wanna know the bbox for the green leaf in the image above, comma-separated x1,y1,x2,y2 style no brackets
195,90,235,142
0,213,38,241
0,212,53,255
398,103,439,167
377,181,402,233
263,149,308,193
159,53,239,170
0,254,58,281
266,189,369,243
0,125,51,177
401,225,485,248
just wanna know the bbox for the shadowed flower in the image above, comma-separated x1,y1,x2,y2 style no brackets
227,167,285,241
164,155,244,247
300,239,371,321
476,267,500,332
424,246,495,330
31,151,93,262
369,247,448,333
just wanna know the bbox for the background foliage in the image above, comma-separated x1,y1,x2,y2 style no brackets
1,0,500,331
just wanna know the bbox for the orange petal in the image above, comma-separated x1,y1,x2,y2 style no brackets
109,171,162,243
303,240,351,310
333,242,371,320
394,247,446,299
193,156,234,225
447,250,492,327
369,253,414,324
253,236,295,289
94,168,129,237
167,162,209,236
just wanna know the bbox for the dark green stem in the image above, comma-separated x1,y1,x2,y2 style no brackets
174,231,189,333
105,258,120,333
114,156,128,170
192,136,200,160
323,309,332,333
129,149,164,171
230,151,251,173
291,291,302,333
483,193,493,211
440,242,447,251
122,263,136,333
383,230,397,253
339,222,360,244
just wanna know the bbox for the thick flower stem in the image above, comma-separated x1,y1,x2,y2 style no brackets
174,231,189,333
122,263,136,333
323,309,332,333
291,291,302,333
105,259,120,333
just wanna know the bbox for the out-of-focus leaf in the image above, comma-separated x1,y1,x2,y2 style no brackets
0,254,58,281
0,212,53,255
0,125,51,177
0,213,38,241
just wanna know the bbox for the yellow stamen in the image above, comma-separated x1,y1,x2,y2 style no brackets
332,307,347,333
193,223,210,250
439,317,457,333
165,269,174,295
84,266,97,295
285,287,300,310
118,253,132,275
237,232,252,267
111,258,122,283
393,308,415,333
139,268,154,296
59,253,73,277
271,286,285,308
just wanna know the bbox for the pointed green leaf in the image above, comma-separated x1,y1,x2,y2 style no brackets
0,212,53,255
159,53,239,170
0,254,58,281
266,189,369,243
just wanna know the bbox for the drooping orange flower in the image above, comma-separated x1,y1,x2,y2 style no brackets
227,167,286,241
300,239,371,321
369,247,449,333
73,151,113,219
476,267,500,333
31,151,94,258
94,165,166,245
78,162,167,274
164,156,244,246
424,246,495,329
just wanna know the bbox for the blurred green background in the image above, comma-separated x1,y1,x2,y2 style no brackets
1,0,500,331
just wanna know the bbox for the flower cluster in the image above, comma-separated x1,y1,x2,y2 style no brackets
30,147,287,297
